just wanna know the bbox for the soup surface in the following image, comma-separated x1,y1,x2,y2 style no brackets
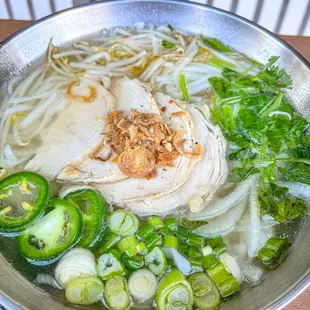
0,23,309,310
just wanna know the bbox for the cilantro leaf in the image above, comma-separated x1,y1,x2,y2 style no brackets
202,37,233,53
265,56,280,68
208,77,232,98
161,40,176,49
258,57,293,89
229,167,260,182
208,53,309,224
280,163,310,185
259,182,308,224
167,24,174,32
228,148,257,161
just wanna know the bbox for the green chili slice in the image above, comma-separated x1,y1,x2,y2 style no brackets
64,189,108,248
0,172,50,235
17,198,82,264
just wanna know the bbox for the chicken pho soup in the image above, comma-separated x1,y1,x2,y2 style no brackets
0,24,309,309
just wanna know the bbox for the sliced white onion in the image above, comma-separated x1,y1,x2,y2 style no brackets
260,215,278,229
55,248,97,289
278,181,310,201
238,260,263,284
257,226,274,252
192,196,248,238
58,184,95,199
219,252,243,284
161,247,191,275
34,274,63,289
248,184,260,258
193,175,257,220
226,243,248,260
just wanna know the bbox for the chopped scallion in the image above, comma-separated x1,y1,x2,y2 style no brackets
147,216,164,229
117,235,138,254
180,74,189,102
99,232,121,253
188,233,204,248
163,235,178,249
122,253,144,270
257,236,289,269
188,247,203,268
137,224,154,241
162,40,176,49
145,234,163,252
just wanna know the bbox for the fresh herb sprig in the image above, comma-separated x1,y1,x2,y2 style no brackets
209,56,309,223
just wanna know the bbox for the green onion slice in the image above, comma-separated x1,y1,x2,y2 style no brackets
117,235,138,254
97,253,125,280
156,269,193,310
108,210,139,237
163,235,178,249
147,216,164,229
65,276,103,305
104,275,130,310
145,247,167,275
188,273,220,310
128,269,158,302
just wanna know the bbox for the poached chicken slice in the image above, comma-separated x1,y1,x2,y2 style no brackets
57,77,161,184
26,81,115,180
125,104,228,216
94,92,201,207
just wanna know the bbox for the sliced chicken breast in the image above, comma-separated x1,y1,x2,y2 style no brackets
125,104,228,216
26,81,115,180
94,92,201,206
57,77,161,184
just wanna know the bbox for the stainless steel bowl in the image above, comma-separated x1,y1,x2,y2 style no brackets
0,1,309,309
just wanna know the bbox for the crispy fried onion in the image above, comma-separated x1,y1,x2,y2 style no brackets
173,129,203,159
119,146,156,178
66,80,97,103
103,109,202,178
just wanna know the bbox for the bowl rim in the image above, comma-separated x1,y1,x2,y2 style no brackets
1,0,310,71
0,1,309,309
